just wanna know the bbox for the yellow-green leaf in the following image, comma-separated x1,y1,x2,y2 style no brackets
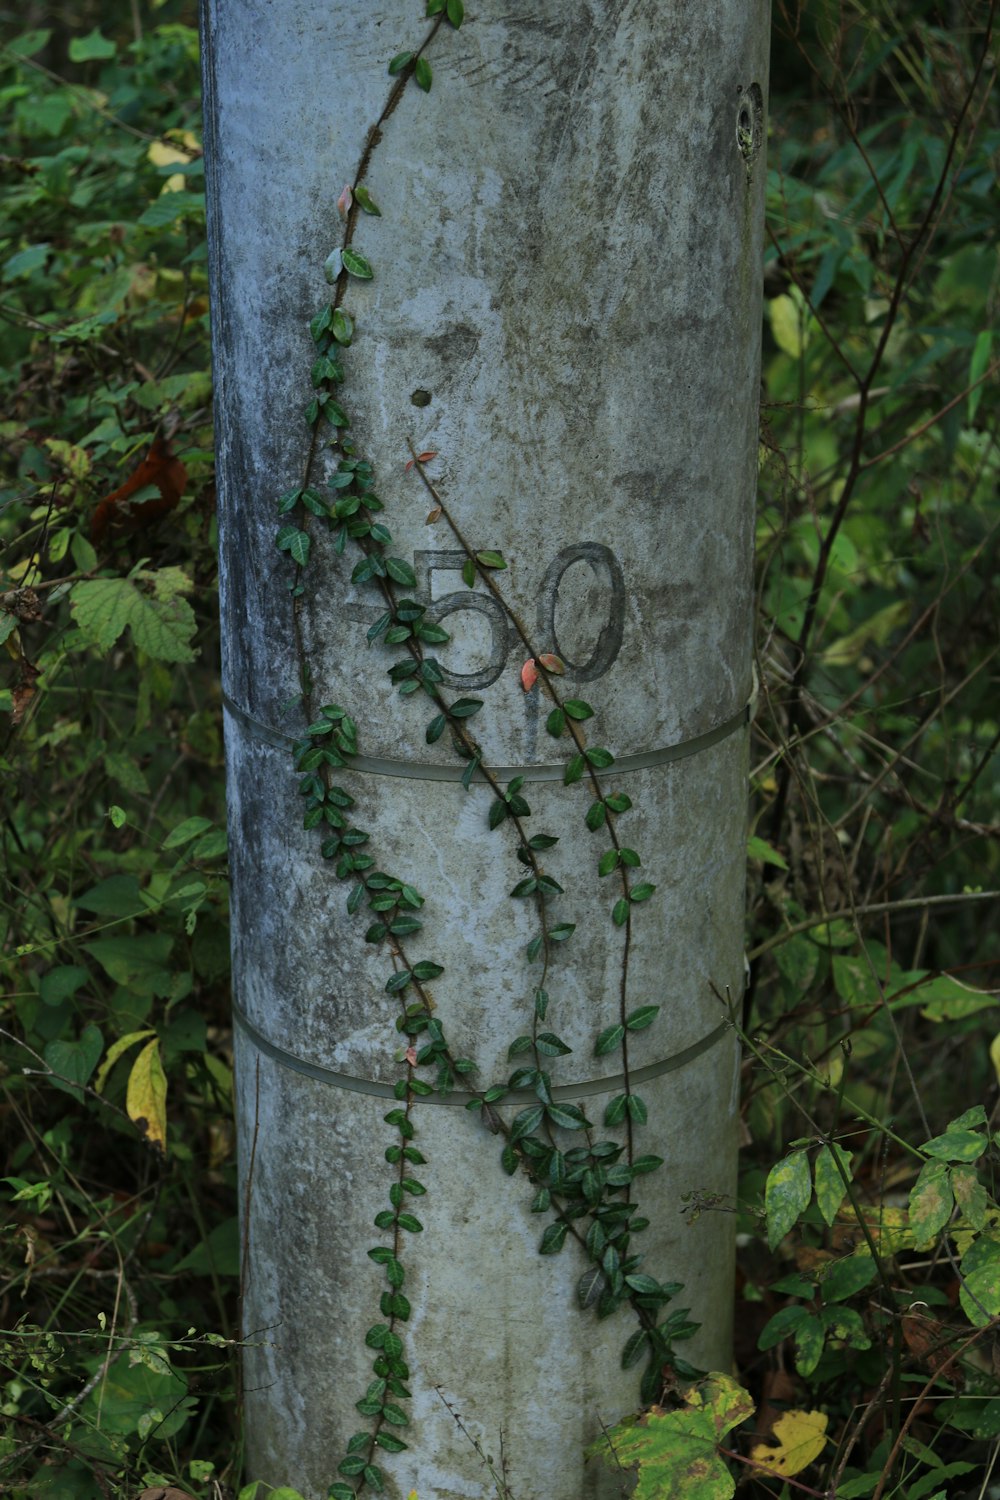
126,1039,168,1152
908,1157,954,1246
770,293,806,357
952,1164,988,1231
751,1409,828,1478
94,1029,156,1094
590,1373,753,1500
814,1143,854,1226
765,1149,812,1250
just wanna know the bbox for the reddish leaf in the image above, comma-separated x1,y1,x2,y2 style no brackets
337,183,352,218
425,506,442,525
91,437,187,543
538,653,565,675
404,1046,417,1066
520,658,538,691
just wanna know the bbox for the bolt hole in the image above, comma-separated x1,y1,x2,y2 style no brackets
736,81,763,166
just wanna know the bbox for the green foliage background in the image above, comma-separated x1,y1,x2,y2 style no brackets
0,1,997,1497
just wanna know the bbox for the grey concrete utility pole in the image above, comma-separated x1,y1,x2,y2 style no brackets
202,4,769,1497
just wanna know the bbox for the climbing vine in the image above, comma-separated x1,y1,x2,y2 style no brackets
274,5,700,1491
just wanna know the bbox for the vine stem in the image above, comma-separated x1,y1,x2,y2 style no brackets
408,450,637,1165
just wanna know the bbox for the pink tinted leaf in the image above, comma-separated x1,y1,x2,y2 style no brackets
521,659,538,692
538,653,565,675
404,1045,418,1066
337,183,353,218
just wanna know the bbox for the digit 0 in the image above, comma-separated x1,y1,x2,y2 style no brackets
537,543,625,682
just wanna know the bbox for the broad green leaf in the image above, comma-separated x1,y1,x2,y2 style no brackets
792,1314,825,1377
164,815,213,848
44,1024,103,1100
73,874,142,915
765,1149,812,1250
68,27,117,60
86,934,175,998
819,1252,876,1304
39,965,89,1006
920,1128,984,1163
126,1038,168,1151
7,28,52,56
958,1235,1000,1326
136,190,205,228
71,570,198,663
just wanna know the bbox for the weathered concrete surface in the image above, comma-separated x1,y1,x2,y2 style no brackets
203,2,769,1495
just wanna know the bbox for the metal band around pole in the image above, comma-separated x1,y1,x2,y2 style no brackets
222,691,751,783
233,1001,733,1105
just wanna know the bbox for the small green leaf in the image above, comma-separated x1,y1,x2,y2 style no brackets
354,185,381,215
586,801,607,831
385,557,417,587
476,550,505,568
606,792,632,814
535,1032,572,1057
461,558,476,588
414,56,432,91
412,961,444,981
605,1094,627,1125
564,700,594,721
539,1222,568,1255
626,1006,659,1031
586,747,615,769
425,713,446,744
546,709,566,737
446,0,464,24
630,883,656,903
595,1024,625,1056
598,850,619,877
612,899,629,926
564,754,585,786
342,248,374,279
546,1102,588,1130
388,50,413,74
332,308,353,345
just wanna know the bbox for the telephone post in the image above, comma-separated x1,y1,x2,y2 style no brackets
202,4,769,1495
